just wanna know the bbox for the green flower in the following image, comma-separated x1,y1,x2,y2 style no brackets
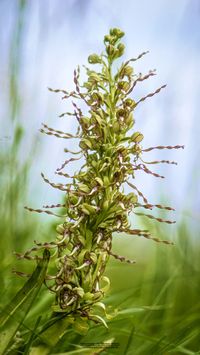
22,28,183,332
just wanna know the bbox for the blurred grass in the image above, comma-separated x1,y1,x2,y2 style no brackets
104,223,200,354
0,0,47,301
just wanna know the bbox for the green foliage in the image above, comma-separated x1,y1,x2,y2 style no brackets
0,250,50,354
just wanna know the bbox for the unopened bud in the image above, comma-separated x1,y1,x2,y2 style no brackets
110,28,125,38
117,43,125,57
122,65,133,77
131,144,142,155
106,44,115,56
131,132,144,143
117,81,130,92
127,192,138,204
116,108,127,119
125,113,134,127
104,34,112,43
88,54,102,64
124,98,136,109
69,194,79,205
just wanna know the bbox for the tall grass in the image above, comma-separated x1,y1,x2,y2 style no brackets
0,0,48,302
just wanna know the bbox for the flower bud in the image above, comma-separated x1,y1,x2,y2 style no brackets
106,44,115,57
131,143,142,155
92,92,104,104
121,65,133,78
131,132,144,143
127,192,138,204
104,34,112,43
83,81,93,90
116,108,127,119
110,28,125,38
117,43,125,57
88,72,102,83
124,98,136,109
117,81,130,92
125,113,134,128
88,53,102,64
69,194,79,205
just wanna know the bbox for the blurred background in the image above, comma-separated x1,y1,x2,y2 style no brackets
0,0,200,354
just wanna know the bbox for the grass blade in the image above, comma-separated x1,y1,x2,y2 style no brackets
0,249,50,354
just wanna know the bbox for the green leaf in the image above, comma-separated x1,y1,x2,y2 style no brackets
23,316,42,355
0,250,50,355
29,346,50,355
72,317,89,335
89,314,108,328
35,314,74,348
52,338,114,354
